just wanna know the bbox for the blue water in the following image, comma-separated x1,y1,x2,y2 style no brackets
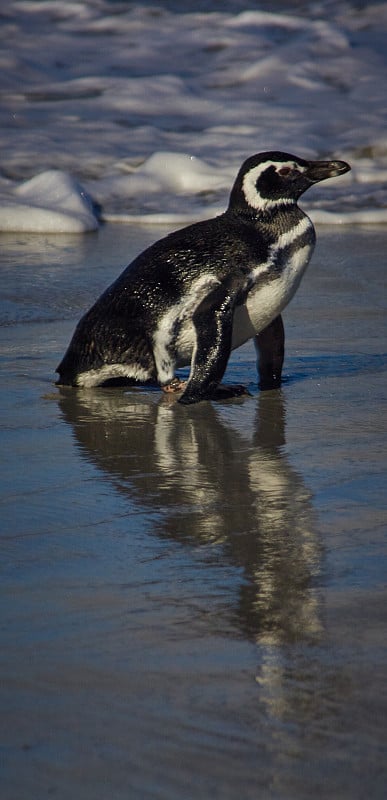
1,224,386,799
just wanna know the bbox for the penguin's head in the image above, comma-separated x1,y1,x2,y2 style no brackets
229,151,350,214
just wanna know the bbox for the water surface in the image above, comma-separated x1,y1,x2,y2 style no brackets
1,224,386,799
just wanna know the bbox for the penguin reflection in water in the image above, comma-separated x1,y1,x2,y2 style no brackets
57,152,350,404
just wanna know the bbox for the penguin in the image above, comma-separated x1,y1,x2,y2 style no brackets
56,151,350,404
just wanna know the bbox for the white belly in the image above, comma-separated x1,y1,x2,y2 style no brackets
231,242,313,350
174,240,313,367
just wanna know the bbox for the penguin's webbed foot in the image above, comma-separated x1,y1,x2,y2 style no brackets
162,377,187,394
179,383,250,405
258,372,282,391
211,383,250,401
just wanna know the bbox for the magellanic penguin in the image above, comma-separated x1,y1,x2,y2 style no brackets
56,151,350,404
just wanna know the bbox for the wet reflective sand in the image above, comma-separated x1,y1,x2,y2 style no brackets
1,224,386,799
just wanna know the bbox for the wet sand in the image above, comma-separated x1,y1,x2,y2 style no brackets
1,223,386,799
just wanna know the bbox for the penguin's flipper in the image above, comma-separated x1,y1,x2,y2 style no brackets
179,283,238,405
254,314,285,390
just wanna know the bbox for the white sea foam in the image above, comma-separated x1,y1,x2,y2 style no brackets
0,171,98,233
1,1,386,232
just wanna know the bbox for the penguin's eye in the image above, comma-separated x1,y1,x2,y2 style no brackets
278,166,293,177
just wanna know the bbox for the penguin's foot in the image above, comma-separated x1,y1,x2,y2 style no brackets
211,383,250,401
258,374,282,391
162,377,187,394
179,383,250,404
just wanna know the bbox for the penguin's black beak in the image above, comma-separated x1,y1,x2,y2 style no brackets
305,159,351,183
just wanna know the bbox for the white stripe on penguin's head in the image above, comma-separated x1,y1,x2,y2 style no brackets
242,160,307,210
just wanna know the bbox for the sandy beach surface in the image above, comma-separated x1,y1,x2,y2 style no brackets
1,222,386,799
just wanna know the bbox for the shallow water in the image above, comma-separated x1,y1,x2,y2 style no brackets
1,223,387,799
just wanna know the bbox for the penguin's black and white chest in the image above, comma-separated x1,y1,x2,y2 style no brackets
232,214,315,349
168,212,315,363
